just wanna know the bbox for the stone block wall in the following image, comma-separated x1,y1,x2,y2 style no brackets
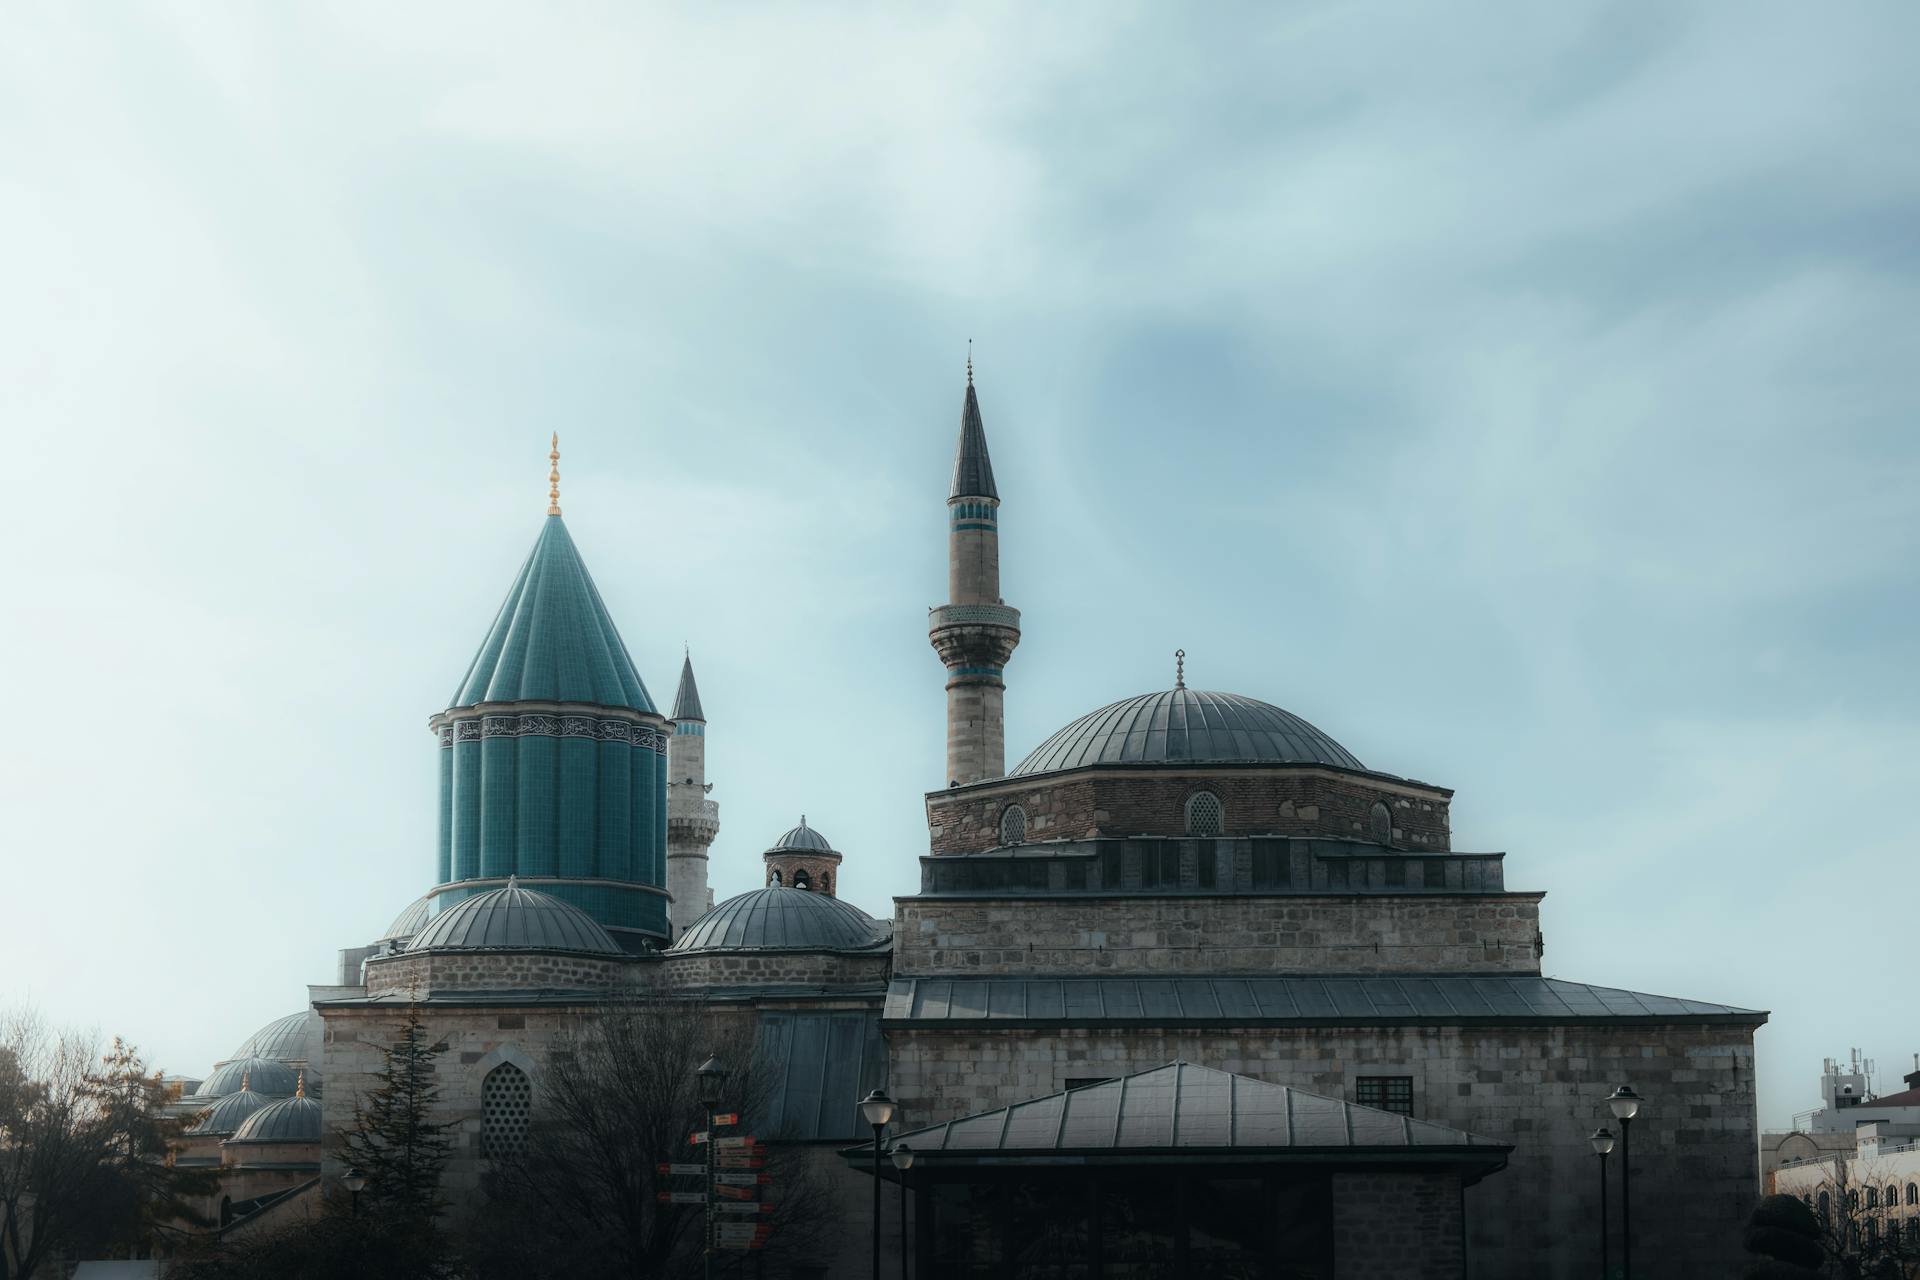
659,949,890,990
926,767,1452,854
893,894,1543,976
886,1020,1759,1279
1331,1171,1463,1279
363,950,624,997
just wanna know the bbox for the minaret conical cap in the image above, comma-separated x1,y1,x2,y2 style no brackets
672,648,706,722
950,376,998,501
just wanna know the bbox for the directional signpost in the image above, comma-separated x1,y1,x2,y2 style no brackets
673,1109,773,1263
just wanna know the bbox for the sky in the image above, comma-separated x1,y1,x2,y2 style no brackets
1,3,1916,1130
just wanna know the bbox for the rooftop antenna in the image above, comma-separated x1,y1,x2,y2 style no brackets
547,433,562,516
1175,649,1186,690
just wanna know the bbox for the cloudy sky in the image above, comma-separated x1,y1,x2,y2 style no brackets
2,3,1915,1128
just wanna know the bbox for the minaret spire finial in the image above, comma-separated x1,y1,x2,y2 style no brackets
547,433,562,516
1175,649,1186,690
967,339,973,387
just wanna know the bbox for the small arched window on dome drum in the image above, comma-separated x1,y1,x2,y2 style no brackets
1368,802,1393,846
482,1062,532,1160
794,869,812,892
820,872,832,897
1185,791,1223,838
1000,804,1028,847
769,870,781,886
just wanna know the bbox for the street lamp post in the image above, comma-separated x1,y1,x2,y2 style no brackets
891,1143,915,1280
860,1089,897,1280
1607,1086,1643,1280
697,1056,728,1280
341,1167,366,1219
1590,1127,1614,1278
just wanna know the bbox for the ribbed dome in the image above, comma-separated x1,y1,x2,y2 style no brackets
228,1012,312,1065
407,882,623,956
381,894,434,942
228,1094,322,1145
767,817,834,854
449,517,656,711
1013,688,1364,777
669,888,887,953
193,1057,297,1101
189,1088,274,1136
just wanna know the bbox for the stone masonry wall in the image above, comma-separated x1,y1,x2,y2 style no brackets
886,1021,1758,1279
1331,1171,1463,1279
658,949,890,990
363,951,623,997
927,768,1452,854
893,894,1543,976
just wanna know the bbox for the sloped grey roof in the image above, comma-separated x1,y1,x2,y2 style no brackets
188,1088,275,1136
193,1057,297,1101
227,1012,313,1064
767,817,834,854
890,1061,1501,1154
884,975,1767,1026
950,381,998,501
407,883,622,957
1013,688,1364,777
754,1011,889,1141
228,1094,322,1145
672,651,706,722
669,887,888,954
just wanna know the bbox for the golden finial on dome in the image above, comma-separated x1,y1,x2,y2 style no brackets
547,432,562,516
295,1070,306,1099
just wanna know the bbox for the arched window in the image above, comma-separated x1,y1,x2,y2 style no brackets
999,805,1028,847
769,870,782,886
1818,1190,1829,1221
793,869,811,891
482,1062,532,1159
1185,791,1223,837
1908,1182,1918,1205
1368,801,1392,845
1867,1186,1878,1209
1885,1183,1897,1208
819,873,832,896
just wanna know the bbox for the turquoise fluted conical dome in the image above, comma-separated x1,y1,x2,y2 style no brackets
428,512,672,949
450,516,656,711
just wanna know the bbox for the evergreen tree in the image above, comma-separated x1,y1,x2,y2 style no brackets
341,1005,453,1227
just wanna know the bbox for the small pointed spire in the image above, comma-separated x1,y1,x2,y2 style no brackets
295,1070,306,1099
1175,649,1186,690
950,360,998,501
799,814,807,829
547,433,562,516
506,873,519,892
673,648,706,722
240,1070,251,1092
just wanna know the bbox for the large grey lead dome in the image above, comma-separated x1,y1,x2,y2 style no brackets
406,882,622,957
1012,688,1364,777
669,888,887,953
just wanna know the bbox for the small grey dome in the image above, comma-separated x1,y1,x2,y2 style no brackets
228,1093,322,1145
669,888,887,954
1013,688,1364,777
767,817,834,854
189,1088,274,1136
380,894,434,942
228,1012,312,1065
193,1057,297,1101
407,882,622,957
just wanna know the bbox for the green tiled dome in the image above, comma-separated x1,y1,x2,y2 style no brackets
451,516,656,712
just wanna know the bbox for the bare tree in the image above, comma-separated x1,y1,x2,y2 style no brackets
460,995,836,1279
1783,1154,1920,1279
0,1010,119,1280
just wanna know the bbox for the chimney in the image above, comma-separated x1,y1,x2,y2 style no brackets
1904,1053,1919,1092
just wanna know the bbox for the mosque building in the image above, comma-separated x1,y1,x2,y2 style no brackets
174,373,1767,1277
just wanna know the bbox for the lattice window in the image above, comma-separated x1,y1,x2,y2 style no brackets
999,805,1028,847
1184,791,1222,837
1368,802,1393,845
1355,1075,1414,1116
482,1063,532,1159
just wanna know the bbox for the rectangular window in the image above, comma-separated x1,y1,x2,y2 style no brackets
1355,1075,1414,1116
1252,840,1290,889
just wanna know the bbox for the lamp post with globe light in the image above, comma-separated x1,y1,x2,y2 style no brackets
1590,1127,1614,1278
697,1057,728,1280
860,1089,896,1280
891,1143,915,1280
1607,1086,1644,1279
341,1167,366,1219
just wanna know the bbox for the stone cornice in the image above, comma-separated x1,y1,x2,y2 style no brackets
927,761,1454,803
430,707,670,754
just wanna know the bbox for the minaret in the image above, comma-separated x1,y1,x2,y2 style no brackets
666,649,719,935
929,356,1021,784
